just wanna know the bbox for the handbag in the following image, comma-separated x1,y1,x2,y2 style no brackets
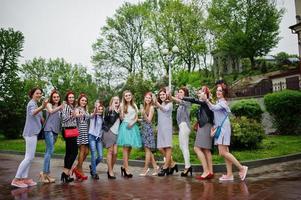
210,113,228,139
64,128,79,138
38,114,50,140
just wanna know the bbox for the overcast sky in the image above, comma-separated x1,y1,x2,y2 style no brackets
0,0,299,69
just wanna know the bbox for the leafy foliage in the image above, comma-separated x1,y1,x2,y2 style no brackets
231,116,265,149
264,90,301,135
231,99,263,122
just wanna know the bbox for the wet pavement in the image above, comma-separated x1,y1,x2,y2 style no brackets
0,153,301,200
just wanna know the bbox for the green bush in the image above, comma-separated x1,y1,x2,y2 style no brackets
231,99,263,122
231,116,265,149
264,90,301,135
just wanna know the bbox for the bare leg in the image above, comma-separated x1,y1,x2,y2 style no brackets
163,147,172,168
77,145,85,173
204,149,213,174
144,148,151,171
194,147,209,176
219,145,244,176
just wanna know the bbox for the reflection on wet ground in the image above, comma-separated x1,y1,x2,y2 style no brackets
1,153,301,200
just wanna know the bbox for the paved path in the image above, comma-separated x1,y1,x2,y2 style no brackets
1,153,301,199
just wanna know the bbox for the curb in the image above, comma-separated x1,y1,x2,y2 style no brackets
1,150,301,172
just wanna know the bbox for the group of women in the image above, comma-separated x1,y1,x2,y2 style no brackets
10,83,248,188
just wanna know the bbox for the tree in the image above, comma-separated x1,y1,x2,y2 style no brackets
207,0,284,68
21,57,98,108
0,28,25,138
0,28,24,99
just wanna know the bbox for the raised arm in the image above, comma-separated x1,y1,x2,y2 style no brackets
29,100,47,116
61,105,74,123
182,97,207,106
142,106,154,123
45,103,63,114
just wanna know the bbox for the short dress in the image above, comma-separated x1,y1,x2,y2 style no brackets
117,105,142,148
157,102,173,148
207,99,231,146
76,107,90,145
141,119,156,150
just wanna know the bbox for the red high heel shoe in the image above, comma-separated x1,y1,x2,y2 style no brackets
72,168,88,180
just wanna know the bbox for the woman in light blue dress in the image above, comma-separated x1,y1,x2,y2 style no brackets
117,90,142,177
204,84,248,181
155,88,178,176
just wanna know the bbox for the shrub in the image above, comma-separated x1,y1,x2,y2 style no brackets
231,99,263,122
231,116,265,149
264,90,301,135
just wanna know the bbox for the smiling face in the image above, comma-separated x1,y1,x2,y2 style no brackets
159,91,167,102
97,105,104,114
124,92,132,103
67,93,75,105
32,89,43,101
52,93,60,104
79,96,88,107
216,86,224,99
144,94,152,105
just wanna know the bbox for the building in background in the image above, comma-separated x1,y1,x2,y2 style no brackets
289,0,301,58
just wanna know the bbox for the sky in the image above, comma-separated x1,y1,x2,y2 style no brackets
0,0,299,70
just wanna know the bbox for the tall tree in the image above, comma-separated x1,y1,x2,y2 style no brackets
0,28,24,98
207,0,283,68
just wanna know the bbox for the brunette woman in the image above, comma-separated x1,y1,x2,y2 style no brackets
61,91,78,183
11,87,47,188
154,88,178,176
117,90,142,178
139,92,159,176
203,84,248,181
102,96,120,179
73,93,90,180
182,86,214,179
40,90,63,183
171,87,192,176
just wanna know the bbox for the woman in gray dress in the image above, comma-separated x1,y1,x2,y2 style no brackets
182,86,214,180
203,84,248,181
154,88,178,176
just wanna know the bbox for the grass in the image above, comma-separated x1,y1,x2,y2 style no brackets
0,134,301,164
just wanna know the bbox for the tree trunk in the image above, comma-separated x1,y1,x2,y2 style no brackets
250,57,256,69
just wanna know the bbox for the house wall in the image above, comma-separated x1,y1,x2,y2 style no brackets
271,74,301,91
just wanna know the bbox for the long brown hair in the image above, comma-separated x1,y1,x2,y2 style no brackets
77,93,88,111
157,87,171,104
179,86,189,97
143,92,153,116
49,90,61,106
64,90,76,107
216,84,228,99
28,87,43,99
122,90,137,114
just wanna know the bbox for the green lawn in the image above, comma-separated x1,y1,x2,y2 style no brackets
0,134,300,164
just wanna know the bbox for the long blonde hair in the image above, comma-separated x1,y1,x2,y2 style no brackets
121,90,137,114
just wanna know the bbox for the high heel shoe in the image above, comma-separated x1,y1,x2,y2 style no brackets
121,167,133,178
152,166,160,176
72,168,88,181
107,171,116,179
45,174,55,183
169,164,179,175
181,166,192,177
61,172,74,183
158,167,169,176
38,172,50,183
139,168,150,176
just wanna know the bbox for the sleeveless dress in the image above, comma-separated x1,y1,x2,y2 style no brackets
117,105,142,148
141,118,156,150
76,107,90,145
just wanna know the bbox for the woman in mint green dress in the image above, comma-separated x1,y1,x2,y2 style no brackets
117,90,142,177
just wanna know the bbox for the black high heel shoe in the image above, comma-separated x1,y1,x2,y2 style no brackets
107,171,116,179
61,172,74,183
181,166,192,177
158,167,169,176
169,164,179,175
121,167,133,178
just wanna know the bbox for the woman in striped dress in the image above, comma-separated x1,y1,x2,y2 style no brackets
74,93,90,180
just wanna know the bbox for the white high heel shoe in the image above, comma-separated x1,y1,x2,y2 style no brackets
152,166,160,176
139,168,150,176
